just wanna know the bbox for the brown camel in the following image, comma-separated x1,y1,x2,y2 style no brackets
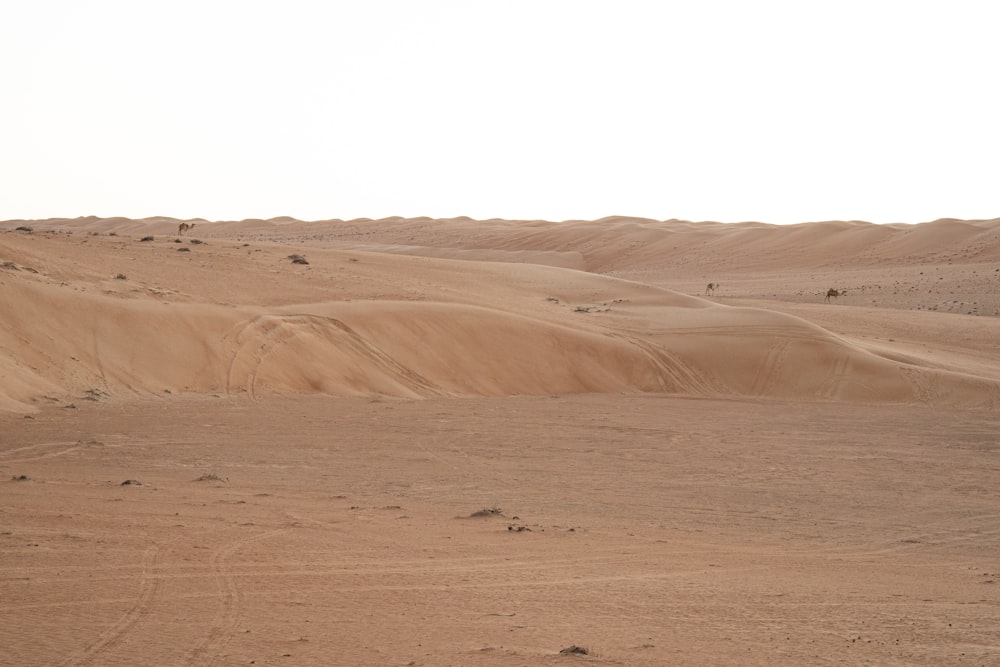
825,288,846,303
705,282,719,296
178,222,196,236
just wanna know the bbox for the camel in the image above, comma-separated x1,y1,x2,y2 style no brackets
705,282,719,296
825,288,846,303
178,222,196,237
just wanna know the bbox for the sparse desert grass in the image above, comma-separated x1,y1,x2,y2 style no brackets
81,389,108,401
194,473,229,482
5,262,39,273
468,507,504,517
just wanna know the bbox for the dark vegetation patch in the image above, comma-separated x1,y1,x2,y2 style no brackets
467,507,504,518
195,473,229,482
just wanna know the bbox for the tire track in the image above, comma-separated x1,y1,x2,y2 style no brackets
61,545,160,667
0,441,83,463
750,339,790,396
189,528,288,666
831,513,1000,558
651,325,836,343
223,314,443,400
608,333,718,395
819,352,852,400
318,314,443,395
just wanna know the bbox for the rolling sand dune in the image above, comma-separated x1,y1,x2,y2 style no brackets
1,218,999,411
1,217,999,665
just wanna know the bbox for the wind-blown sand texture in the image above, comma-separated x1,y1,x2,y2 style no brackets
2,216,999,665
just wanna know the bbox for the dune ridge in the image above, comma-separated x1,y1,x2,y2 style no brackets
2,217,999,412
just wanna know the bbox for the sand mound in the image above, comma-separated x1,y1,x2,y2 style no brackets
2,218,998,411
0,222,998,410
224,305,674,398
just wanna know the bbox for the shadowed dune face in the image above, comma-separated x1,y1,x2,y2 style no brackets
2,217,999,412
223,308,677,398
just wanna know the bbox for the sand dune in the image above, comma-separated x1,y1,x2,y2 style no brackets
4,216,1000,666
2,218,998,412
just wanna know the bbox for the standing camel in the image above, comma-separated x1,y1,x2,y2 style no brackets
825,288,846,303
705,282,719,296
178,222,196,237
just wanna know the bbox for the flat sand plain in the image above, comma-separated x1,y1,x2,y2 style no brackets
1,216,999,665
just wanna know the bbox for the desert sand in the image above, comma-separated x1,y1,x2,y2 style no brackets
1,215,998,665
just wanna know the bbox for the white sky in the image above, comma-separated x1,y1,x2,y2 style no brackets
2,1,997,224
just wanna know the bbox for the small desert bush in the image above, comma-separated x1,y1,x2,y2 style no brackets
469,507,503,517
140,235,154,242
195,473,229,482
288,254,309,265
114,273,127,280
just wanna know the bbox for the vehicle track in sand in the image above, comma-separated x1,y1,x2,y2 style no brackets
751,339,790,396
188,527,288,666
60,545,161,667
223,314,442,399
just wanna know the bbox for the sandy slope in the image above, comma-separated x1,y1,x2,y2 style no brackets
1,218,998,412
1,216,999,665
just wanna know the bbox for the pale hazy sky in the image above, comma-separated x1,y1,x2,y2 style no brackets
2,1,996,224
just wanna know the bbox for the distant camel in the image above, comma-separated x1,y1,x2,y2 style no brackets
178,222,195,236
825,288,846,303
705,282,719,296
